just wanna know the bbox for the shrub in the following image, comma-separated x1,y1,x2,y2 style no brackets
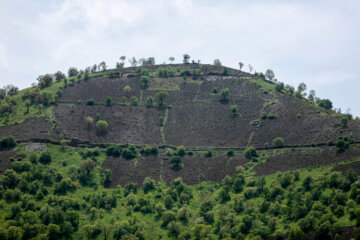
272,137,285,148
131,96,138,106
86,99,95,105
318,99,333,110
140,145,158,156
39,151,51,164
244,146,257,159
230,105,238,117
218,88,230,102
96,120,108,135
204,151,212,157
85,116,94,130
340,117,348,128
170,156,183,171
105,97,112,106
156,91,168,106
141,76,150,89
106,145,123,157
275,82,284,92
177,146,186,157
145,96,153,107
0,136,16,150
227,149,235,156
122,145,138,159
142,177,155,193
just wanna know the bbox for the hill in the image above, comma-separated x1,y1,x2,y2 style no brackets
0,62,359,239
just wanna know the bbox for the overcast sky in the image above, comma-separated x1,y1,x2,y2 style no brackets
0,0,359,116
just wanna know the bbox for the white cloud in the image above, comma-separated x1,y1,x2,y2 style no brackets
0,0,359,116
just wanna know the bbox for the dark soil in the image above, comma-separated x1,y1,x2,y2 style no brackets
0,117,55,141
102,153,249,187
254,145,360,176
61,77,142,103
54,104,164,144
251,94,360,147
0,150,24,174
332,161,360,175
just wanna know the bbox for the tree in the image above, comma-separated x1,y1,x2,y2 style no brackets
318,99,333,110
213,59,222,67
169,57,175,63
286,85,295,95
296,82,307,98
131,96,138,106
156,91,169,106
275,82,284,92
39,151,52,164
67,67,79,77
105,96,113,106
54,71,66,81
141,76,150,89
129,57,137,67
3,84,19,96
170,156,183,171
145,96,154,107
142,177,155,193
99,61,107,71
272,137,285,148
239,62,244,70
308,90,316,101
6,226,23,240
37,74,53,88
248,64,253,73
85,116,94,130
265,69,275,82
183,54,190,64
219,88,230,102
341,117,348,128
123,85,131,97
245,146,257,159
96,120,108,135
230,105,238,117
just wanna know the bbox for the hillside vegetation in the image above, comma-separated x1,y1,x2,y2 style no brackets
0,58,360,239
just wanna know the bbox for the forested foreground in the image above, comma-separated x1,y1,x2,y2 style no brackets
0,144,360,240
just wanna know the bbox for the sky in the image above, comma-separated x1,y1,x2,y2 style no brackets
0,0,359,116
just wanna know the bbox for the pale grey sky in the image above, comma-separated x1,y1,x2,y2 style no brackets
0,0,359,116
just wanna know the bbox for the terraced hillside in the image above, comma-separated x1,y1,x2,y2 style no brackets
1,63,360,239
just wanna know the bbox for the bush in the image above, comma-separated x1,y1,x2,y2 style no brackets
318,99,333,110
131,96,138,106
218,88,230,102
245,146,257,159
204,151,212,157
170,156,183,171
85,116,94,130
105,97,112,106
96,120,108,135
0,136,16,150
39,151,52,164
106,145,123,157
141,76,150,89
141,145,158,156
86,99,95,106
177,146,186,157
122,145,138,160
272,137,285,148
275,82,284,92
142,177,155,193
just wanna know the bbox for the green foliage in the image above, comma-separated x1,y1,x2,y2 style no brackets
122,144,138,159
140,144,159,156
230,105,238,117
218,88,230,102
141,75,150,89
105,96,113,106
275,82,284,92
336,136,352,153
96,120,108,135
145,96,154,107
318,99,333,110
156,91,169,106
39,151,52,164
272,137,285,148
131,96,138,106
244,146,257,159
0,136,16,150
170,156,183,171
